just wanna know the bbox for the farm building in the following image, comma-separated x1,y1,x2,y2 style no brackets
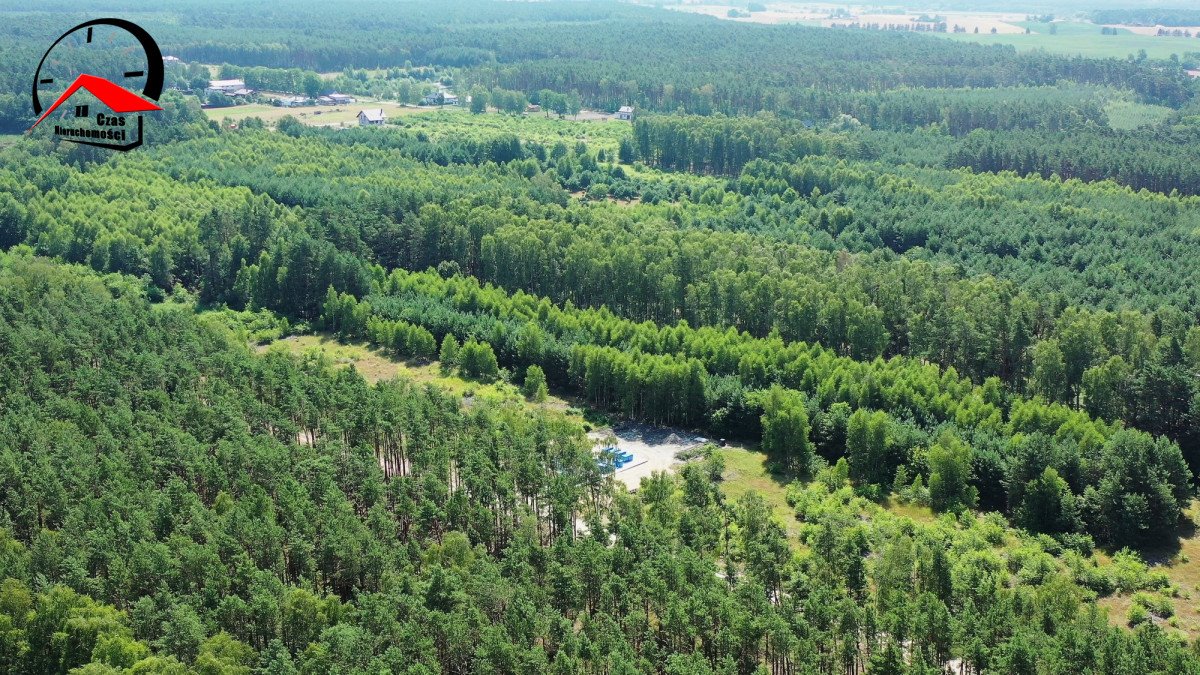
1188,69,1200,79
277,96,308,107
616,105,634,121
206,79,246,94
422,91,460,106
328,93,356,104
358,109,386,126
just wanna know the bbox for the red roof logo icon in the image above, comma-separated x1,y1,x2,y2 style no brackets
28,73,161,132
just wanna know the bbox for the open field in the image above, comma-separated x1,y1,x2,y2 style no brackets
672,3,1029,33
943,20,1200,59
1113,24,1200,37
664,3,1200,59
833,12,1027,34
204,100,454,127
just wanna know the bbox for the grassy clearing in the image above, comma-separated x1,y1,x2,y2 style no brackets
881,498,937,524
718,445,802,541
715,446,948,545
260,333,584,421
1094,503,1200,639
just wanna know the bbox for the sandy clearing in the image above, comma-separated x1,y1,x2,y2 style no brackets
589,423,710,491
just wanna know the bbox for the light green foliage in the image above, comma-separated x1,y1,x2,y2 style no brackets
522,365,548,402
758,387,813,476
926,434,978,513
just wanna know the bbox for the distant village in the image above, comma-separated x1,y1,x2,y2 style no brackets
175,55,635,128
201,76,466,126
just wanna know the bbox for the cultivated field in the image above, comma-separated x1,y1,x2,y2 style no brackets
664,2,1200,59
943,20,1200,60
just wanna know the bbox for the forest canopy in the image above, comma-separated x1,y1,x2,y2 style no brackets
2,0,1200,672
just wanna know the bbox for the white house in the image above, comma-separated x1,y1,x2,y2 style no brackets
358,109,386,126
616,105,634,121
443,94,459,106
277,96,308,107
206,79,246,94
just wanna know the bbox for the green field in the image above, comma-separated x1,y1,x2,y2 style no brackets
943,21,1200,60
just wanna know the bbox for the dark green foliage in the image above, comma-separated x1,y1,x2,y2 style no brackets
2,2,1200,669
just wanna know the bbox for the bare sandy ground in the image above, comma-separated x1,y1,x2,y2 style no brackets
589,423,710,491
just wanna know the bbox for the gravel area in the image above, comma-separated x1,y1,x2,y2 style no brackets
589,423,709,491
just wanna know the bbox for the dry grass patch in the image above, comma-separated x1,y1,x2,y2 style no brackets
260,334,580,420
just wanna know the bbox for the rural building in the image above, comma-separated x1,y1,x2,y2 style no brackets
317,95,335,105
616,105,634,121
162,55,181,64
328,93,356,104
277,96,308,107
231,88,255,98
422,91,460,106
206,79,246,94
1188,69,1200,79
358,109,386,126
526,103,541,113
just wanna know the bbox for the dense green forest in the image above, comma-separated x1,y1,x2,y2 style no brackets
4,0,1200,672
